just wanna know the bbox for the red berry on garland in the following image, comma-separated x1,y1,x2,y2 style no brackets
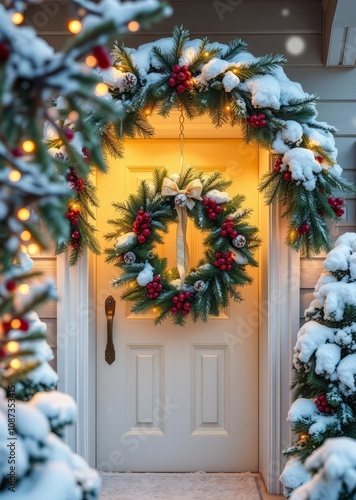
203,197,209,206
5,280,16,292
172,296,178,303
208,212,216,220
138,210,144,216
92,46,112,69
181,65,189,72
170,307,178,315
0,41,10,62
63,128,74,141
72,231,80,239
138,235,146,244
82,147,91,158
315,156,324,163
301,224,310,233
172,64,181,73
184,291,191,299
12,147,23,157
335,197,343,206
71,241,79,249
220,230,227,237
214,205,222,214
153,275,161,282
328,197,335,206
142,229,151,237
259,120,267,128
315,395,333,414
181,309,189,316
176,84,186,93
177,71,186,81
283,172,292,182
19,319,29,332
168,77,177,87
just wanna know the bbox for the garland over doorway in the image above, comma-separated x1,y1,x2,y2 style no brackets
48,26,355,261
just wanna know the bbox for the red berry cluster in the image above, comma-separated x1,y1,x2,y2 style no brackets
65,206,80,226
315,156,324,164
274,158,283,172
146,275,163,299
246,113,267,128
0,41,10,62
170,292,191,316
71,230,81,249
315,395,333,414
168,64,192,93
92,46,112,69
283,171,292,182
202,197,223,220
2,318,29,334
133,210,151,244
296,223,310,236
214,251,234,271
5,280,17,292
328,197,344,217
67,167,85,192
220,217,238,239
82,147,91,163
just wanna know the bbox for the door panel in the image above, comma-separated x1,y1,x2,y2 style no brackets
96,138,259,472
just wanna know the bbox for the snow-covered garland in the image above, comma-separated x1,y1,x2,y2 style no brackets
94,26,355,259
105,167,260,326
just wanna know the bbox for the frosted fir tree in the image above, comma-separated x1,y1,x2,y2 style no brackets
281,232,356,497
0,0,169,497
290,437,356,500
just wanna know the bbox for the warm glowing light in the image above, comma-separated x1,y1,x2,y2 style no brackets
10,359,22,370
152,308,157,313
120,232,125,236
289,230,297,242
68,19,82,34
11,12,24,24
204,51,209,57
10,319,21,329
18,284,30,295
21,245,28,253
95,83,108,96
3,314,11,323
232,68,238,74
22,140,35,153
225,105,231,112
7,341,19,353
70,202,80,211
144,108,151,116
8,170,21,182
28,243,39,255
299,433,309,443
17,208,30,221
86,55,97,67
130,282,134,288
68,110,79,122
118,66,124,71
21,230,31,241
127,21,140,32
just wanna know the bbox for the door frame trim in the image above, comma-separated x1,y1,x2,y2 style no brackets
56,115,299,494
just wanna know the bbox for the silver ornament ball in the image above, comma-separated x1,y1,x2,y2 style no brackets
174,194,188,207
193,280,206,292
123,251,136,264
232,235,246,248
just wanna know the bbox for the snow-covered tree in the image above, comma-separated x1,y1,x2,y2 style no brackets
290,437,356,500
281,232,356,496
0,0,169,496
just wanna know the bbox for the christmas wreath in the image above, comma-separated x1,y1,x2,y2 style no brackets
105,167,260,325
48,25,355,261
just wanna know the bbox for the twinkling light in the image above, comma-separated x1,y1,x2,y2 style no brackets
285,36,306,56
11,12,24,25
18,284,30,295
95,83,108,96
7,341,19,353
21,230,31,241
86,55,97,67
22,140,35,153
10,319,21,329
17,208,30,221
127,21,140,32
225,105,231,112
10,359,22,370
68,110,79,122
68,19,82,34
28,244,39,255
8,170,21,182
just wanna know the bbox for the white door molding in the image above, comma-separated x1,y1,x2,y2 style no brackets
56,116,300,493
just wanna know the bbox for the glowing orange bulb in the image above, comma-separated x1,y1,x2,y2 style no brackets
86,55,97,67
68,19,82,34
28,244,39,255
225,105,231,111
21,230,31,241
18,284,30,295
8,170,21,182
17,208,30,221
7,341,19,353
10,359,21,370
10,319,21,329
68,110,79,122
128,21,140,32
22,140,35,153
70,202,80,211
11,12,24,25
95,83,108,96
144,108,151,116
204,51,209,57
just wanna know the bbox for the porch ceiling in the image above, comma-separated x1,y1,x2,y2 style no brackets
323,0,356,65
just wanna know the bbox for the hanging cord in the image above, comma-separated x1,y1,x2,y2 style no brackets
178,106,185,174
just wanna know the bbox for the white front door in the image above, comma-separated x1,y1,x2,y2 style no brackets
96,138,260,472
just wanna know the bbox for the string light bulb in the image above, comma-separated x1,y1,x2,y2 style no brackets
225,105,231,112
95,83,108,96
299,433,309,443
70,202,80,211
17,208,30,221
85,55,97,67
10,359,22,370
11,12,24,25
28,243,39,255
7,341,19,353
8,170,21,182
18,284,30,295
144,108,151,116
21,140,35,153
10,319,21,330
204,51,209,57
21,230,31,241
127,21,140,32
68,110,79,122
68,19,82,34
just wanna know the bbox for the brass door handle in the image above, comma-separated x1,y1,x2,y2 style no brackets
105,295,116,365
